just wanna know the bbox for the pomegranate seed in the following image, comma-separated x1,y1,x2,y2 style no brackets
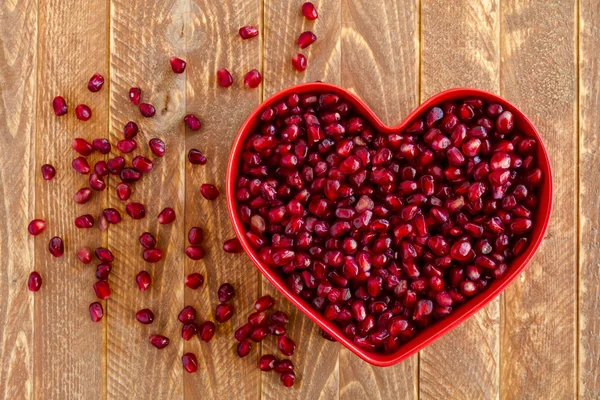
94,160,109,176
123,121,138,139
73,188,92,204
215,303,234,323
28,219,46,236
75,214,95,228
95,263,111,280
89,302,104,322
149,334,169,349
72,157,91,174
259,354,277,371
89,174,106,191
298,31,317,49
115,182,132,201
41,164,56,180
136,271,152,291
271,311,289,325
149,138,165,157
178,306,197,323
95,247,113,263
184,114,202,131
277,336,296,356
200,184,219,200
139,103,155,117
237,340,252,357
185,246,205,260
274,359,294,373
199,321,216,342
143,248,162,263
255,295,275,311
28,271,42,292
250,327,269,342
223,238,243,253
72,138,94,156
136,308,155,324
218,283,235,302
117,139,137,153
185,273,204,289
188,227,204,244
182,322,199,340
170,56,186,73
120,168,141,183
239,26,258,39
188,149,207,165
52,96,67,116
103,208,121,224
291,53,307,71
87,73,104,92
182,353,198,373
93,280,111,300
281,372,296,388
302,2,318,19
107,156,125,174
77,247,92,264
48,237,64,257
244,69,262,88
126,202,146,219
75,104,92,121
157,207,176,224
129,87,141,105
217,68,234,87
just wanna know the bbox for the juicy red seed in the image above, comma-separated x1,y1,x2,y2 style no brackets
149,138,165,157
96,263,112,280
255,295,275,311
185,246,205,260
218,283,235,302
75,104,92,121
103,208,122,224
126,202,146,219
107,156,125,174
199,321,217,342
271,311,289,325
139,103,156,117
75,214,95,228
78,247,92,264
302,2,318,20
188,149,207,165
181,353,198,373
277,336,296,356
259,354,277,371
117,139,137,153
136,308,155,324
244,69,262,89
215,303,234,323
94,160,109,176
89,302,104,322
72,138,94,156
28,219,46,236
298,31,317,49
291,54,307,71
185,273,204,289
52,96,67,116
217,69,234,87
223,238,243,253
93,280,111,300
237,340,252,357
178,306,197,323
274,359,294,374
235,323,253,341
149,335,169,349
129,87,141,105
184,114,202,131
28,271,42,292
72,157,91,174
281,372,296,388
123,121,138,139
74,188,92,204
89,174,106,191
116,182,132,201
41,164,56,180
170,56,186,73
239,26,258,39
95,247,114,263
143,248,162,263
120,168,141,183
139,232,156,249
182,323,199,340
88,73,104,92
136,271,152,291
200,184,220,200
48,237,64,257
157,207,176,224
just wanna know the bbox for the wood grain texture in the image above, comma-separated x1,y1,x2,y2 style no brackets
420,1,501,399
339,0,419,399
183,1,262,398
579,1,600,397
261,0,342,398
34,0,108,398
107,0,186,398
500,0,577,398
0,0,37,398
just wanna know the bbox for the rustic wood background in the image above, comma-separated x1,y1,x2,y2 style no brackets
0,0,593,398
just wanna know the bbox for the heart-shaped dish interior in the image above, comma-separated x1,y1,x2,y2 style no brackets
227,83,552,366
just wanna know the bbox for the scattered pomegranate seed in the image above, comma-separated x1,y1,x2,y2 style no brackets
116,182,132,201
117,139,137,153
149,138,165,157
223,238,243,253
281,372,296,388
103,208,122,224
48,237,64,257
157,207,176,224
87,73,105,92
185,246,205,260
52,96,68,116
170,56,186,74
188,149,207,165
120,168,141,183
74,188,92,204
274,359,294,373
149,334,169,349
301,2,318,20
96,264,112,280
255,295,275,311
215,303,234,323
126,202,146,219
89,302,104,322
217,69,233,87
94,160,109,176
236,340,251,357
143,248,163,263
93,280,111,300
136,309,155,324
139,232,156,249
198,321,216,342
75,104,92,121
75,214,95,229
178,306,197,323
72,138,94,156
41,164,56,180
28,271,42,292
259,354,277,371
271,311,289,325
72,157,91,174
277,336,296,356
234,323,252,341
107,156,125,174
139,103,156,117
239,26,258,39
182,322,199,340
188,227,204,244
129,87,141,105
251,327,268,342
217,283,235,302
123,121,139,139
95,247,114,263
244,69,262,89
182,353,198,373
136,271,152,291
184,114,202,131
298,31,317,49
28,219,46,236
291,54,307,72
78,247,92,264
89,174,106,191
185,273,204,289
200,184,219,200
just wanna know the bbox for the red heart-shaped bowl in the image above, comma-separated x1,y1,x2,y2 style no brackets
226,83,552,366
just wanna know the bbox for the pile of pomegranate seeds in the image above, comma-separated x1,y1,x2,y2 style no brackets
234,92,541,353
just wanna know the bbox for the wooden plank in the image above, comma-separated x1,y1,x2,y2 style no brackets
261,0,341,398
34,0,109,398
500,0,577,398
339,0,419,399
0,0,37,398
580,1,600,397
107,1,186,398
183,1,262,399
419,1,501,399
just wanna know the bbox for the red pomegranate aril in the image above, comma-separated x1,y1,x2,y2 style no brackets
129,87,141,105
126,202,146,219
302,2,318,19
244,69,262,88
496,110,514,134
93,280,111,300
136,270,152,291
52,96,67,116
115,182,132,201
102,208,121,224
87,73,104,92
277,336,296,356
77,247,92,264
94,160,109,176
298,31,316,48
218,283,235,302
248,311,268,327
259,354,277,371
281,372,296,388
89,302,104,322
237,340,252,357
217,68,233,87
136,308,155,324
117,139,137,153
250,327,269,342
139,103,155,117
182,322,199,341
157,207,176,224
28,219,46,236
143,248,162,263
48,237,64,257
123,121,138,139
184,114,202,131
239,25,258,39
75,214,95,229
185,273,204,289
170,56,186,73
200,184,220,200
94,247,113,263
215,303,234,323
88,174,106,191
149,335,169,349
274,359,294,374
182,353,198,373
28,271,42,292
188,149,207,165
120,168,141,183
199,321,216,342
75,104,92,121
72,138,94,156
235,323,253,341
41,164,56,180
95,263,112,280
72,157,91,174
255,295,275,311
178,306,197,323
185,246,205,260
139,232,156,249
291,54,307,72
187,227,203,244
149,138,165,157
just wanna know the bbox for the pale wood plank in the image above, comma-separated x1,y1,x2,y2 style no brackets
107,1,187,398
262,0,341,398
0,0,38,398
339,0,419,398
500,0,577,398
419,1,501,399
34,0,109,398
183,1,262,398
580,1,600,397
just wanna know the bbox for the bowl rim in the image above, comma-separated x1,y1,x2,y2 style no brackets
226,82,553,367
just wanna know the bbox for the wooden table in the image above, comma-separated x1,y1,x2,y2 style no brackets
0,0,593,398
